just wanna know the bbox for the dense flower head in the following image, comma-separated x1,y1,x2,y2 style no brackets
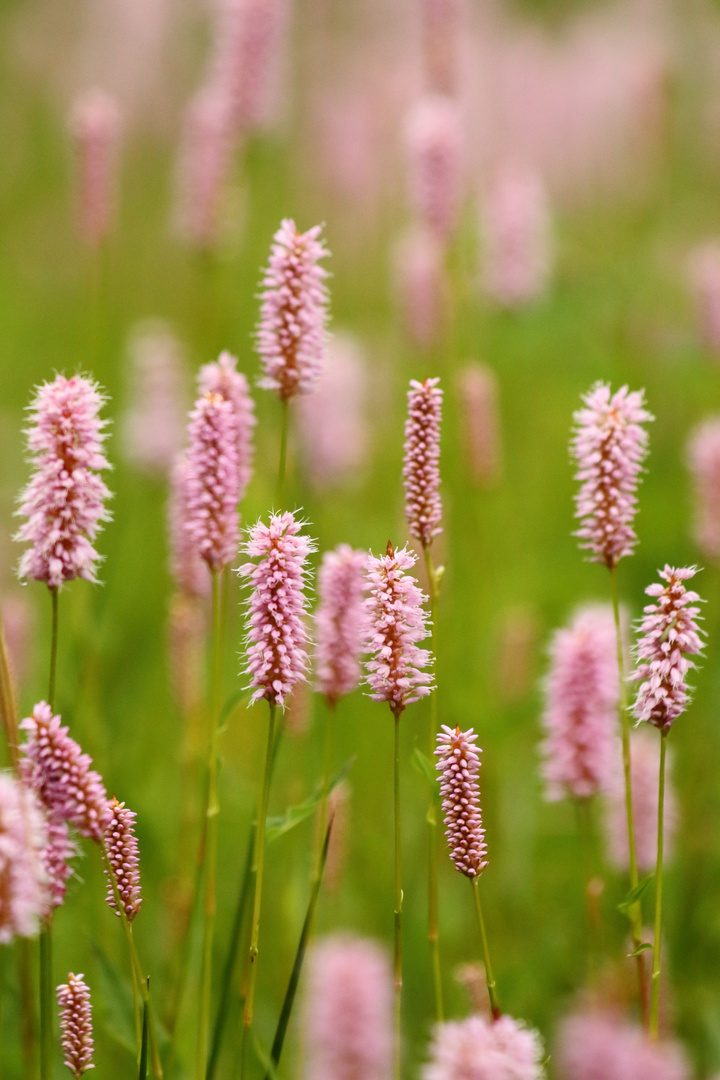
632,566,704,732
198,350,256,501
404,377,443,547
0,773,48,943
168,455,211,597
424,1014,546,1080
436,725,488,878
121,320,187,476
103,797,142,923
363,544,433,716
303,935,393,1080
20,702,108,841
175,85,234,249
605,727,677,873
540,605,619,801
70,89,120,247
457,363,502,485
687,418,720,560
405,95,463,243
315,545,367,705
57,972,95,1076
556,1008,689,1080
257,219,330,401
185,391,241,572
16,374,112,589
239,511,316,707
571,382,653,568
482,166,552,308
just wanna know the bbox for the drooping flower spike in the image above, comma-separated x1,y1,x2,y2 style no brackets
403,378,443,548
435,725,488,878
315,545,367,706
103,797,142,923
57,972,95,1076
184,391,241,573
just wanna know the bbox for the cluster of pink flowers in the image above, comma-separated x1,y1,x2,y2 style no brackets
103,797,143,923
424,1014,545,1080
556,1008,689,1080
540,605,618,801
0,773,48,943
687,418,720,560
571,383,653,568
435,725,488,879
198,350,256,502
240,511,315,707
632,566,704,732
57,972,95,1077
315,545,367,706
405,95,463,244
605,728,677,873
403,377,443,548
257,219,330,401
70,89,120,248
184,392,241,573
16,374,111,589
363,544,433,717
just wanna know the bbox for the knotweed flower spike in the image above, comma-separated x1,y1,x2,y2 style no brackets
303,935,393,1080
540,605,618,801
606,728,677,873
198,350,256,501
70,89,120,248
405,94,463,244
168,456,211,598
632,566,704,732
363,543,433,717
687,418,720,560
457,363,501,485
43,816,76,912
482,167,552,308
121,320,187,476
210,0,289,132
20,702,108,841
315,545,367,705
57,973,95,1077
257,219,330,400
404,377,443,548
556,1009,690,1080
175,86,234,249
395,226,446,347
185,391,241,573
424,1015,546,1080
436,725,488,878
240,511,316,707
103,797,142,923
16,374,111,589
571,382,653,568
0,774,48,943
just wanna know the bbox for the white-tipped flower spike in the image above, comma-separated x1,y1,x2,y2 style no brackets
0,774,48,943
424,1014,546,1080
57,973,95,1076
687,418,720,560
482,166,552,308
198,350,256,503
435,725,488,879
403,377,443,547
315,545,367,705
405,94,463,244
605,728,677,873
121,320,188,476
70,89,120,248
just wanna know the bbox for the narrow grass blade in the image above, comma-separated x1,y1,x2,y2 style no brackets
139,998,149,1080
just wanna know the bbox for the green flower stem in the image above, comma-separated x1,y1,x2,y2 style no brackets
48,586,58,710
422,543,444,1023
471,877,501,1021
649,730,669,1040
314,700,336,883
393,709,403,1080
39,919,53,1080
575,797,602,982
277,400,289,506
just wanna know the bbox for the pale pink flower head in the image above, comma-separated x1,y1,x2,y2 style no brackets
16,374,112,589
174,85,234,250
687,418,720,559
121,320,188,476
404,377,443,548
363,543,433,717
198,350,256,502
0,773,48,943
689,241,720,355
632,566,704,733
103,797,142,923
436,725,488,878
303,935,393,1080
168,455,211,598
540,605,619,801
556,1008,689,1080
20,701,108,841
210,0,290,133
239,511,316,707
482,166,552,308
456,363,501,486
424,1014,545,1080
405,94,463,244
571,383,653,568
57,972,95,1077
605,727,677,873
315,545,367,706
257,219,330,401
395,226,446,347
70,89,120,247
184,391,241,573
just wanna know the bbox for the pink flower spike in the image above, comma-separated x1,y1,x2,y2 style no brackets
689,242,720,355
405,94,463,244
632,566,704,732
185,391,241,573
571,382,653,568
0,774,48,943
556,1009,690,1080
198,350,256,502
210,0,290,133
168,455,211,598
121,320,188,476
482,166,553,308
103,797,142,923
257,219,330,401
239,511,316,707
57,972,95,1076
606,727,677,873
404,377,443,547
363,544,433,717
174,86,234,250
687,418,720,560
20,701,108,841
424,1014,545,1080
315,545,367,706
16,374,112,589
70,89,120,248
540,605,619,801
435,725,488,878
395,226,446,347
42,816,76,913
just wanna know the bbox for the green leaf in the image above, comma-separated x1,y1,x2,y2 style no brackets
91,942,137,1055
266,758,354,845
628,942,653,957
221,688,251,726
411,747,438,786
617,875,654,916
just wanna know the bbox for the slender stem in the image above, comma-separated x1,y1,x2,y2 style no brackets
471,878,501,1021
48,587,59,710
18,939,36,1076
314,700,336,882
393,710,403,1080
649,731,669,1040
422,544,444,1022
575,798,602,983
609,564,648,1025
277,400,289,506
39,918,53,1080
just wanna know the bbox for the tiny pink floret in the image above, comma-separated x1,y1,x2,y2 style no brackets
435,725,488,879
315,545,367,705
403,377,443,547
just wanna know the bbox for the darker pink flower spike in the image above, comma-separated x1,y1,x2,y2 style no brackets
185,391,241,573
435,725,488,879
315,545,367,706
403,377,443,547
57,973,95,1077
103,797,142,923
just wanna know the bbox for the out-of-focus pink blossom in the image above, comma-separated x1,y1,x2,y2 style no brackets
175,86,235,250
315,545,367,705
405,94,463,244
689,242,720,355
481,166,552,307
257,219,330,400
70,89,120,247
297,334,368,490
424,1014,545,1080
456,363,502,485
167,593,206,717
168,456,211,598
121,320,188,476
57,972,95,1077
363,544,433,717
43,816,76,913
2,594,33,690
198,351,255,502
0,774,48,943
420,0,461,95
556,1008,689,1080
632,566,704,733
395,227,446,347
103,797,142,923
303,935,393,1080
436,725,488,878
239,511,315,707
16,374,111,590
185,392,240,573
687,418,720,559
404,377,443,548
540,605,618,801
605,728,676,874
571,383,652,569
